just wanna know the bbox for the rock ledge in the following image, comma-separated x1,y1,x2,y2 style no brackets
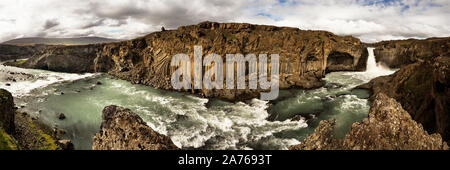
93,105,179,150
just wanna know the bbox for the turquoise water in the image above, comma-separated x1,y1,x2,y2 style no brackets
270,72,373,139
17,71,379,150
19,75,306,150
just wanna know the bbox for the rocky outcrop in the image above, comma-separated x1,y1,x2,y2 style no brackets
18,21,368,100
359,56,450,141
0,89,15,134
0,44,49,61
371,37,449,68
20,45,102,73
93,105,178,150
13,112,63,150
290,93,448,150
0,89,64,150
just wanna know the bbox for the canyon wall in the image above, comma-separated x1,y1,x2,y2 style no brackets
371,37,449,68
359,55,449,141
292,37,450,149
0,44,50,61
21,45,102,73
18,21,368,100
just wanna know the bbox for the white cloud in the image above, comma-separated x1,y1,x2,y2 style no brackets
0,0,448,43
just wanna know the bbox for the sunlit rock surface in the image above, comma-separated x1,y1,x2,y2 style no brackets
93,105,179,150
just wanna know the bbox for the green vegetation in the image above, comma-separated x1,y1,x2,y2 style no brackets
36,129,59,150
28,119,60,150
15,59,28,66
0,127,19,150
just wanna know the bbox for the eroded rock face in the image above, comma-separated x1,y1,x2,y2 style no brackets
359,56,450,141
20,45,102,73
93,105,179,150
290,93,449,150
0,89,15,134
104,22,368,100
0,44,48,61
19,22,368,100
371,37,449,68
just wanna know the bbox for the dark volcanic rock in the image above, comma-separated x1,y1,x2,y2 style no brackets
57,140,74,150
20,45,103,73
290,93,448,150
360,56,450,141
58,113,66,120
0,89,15,134
371,37,449,68
0,44,49,61
93,105,179,150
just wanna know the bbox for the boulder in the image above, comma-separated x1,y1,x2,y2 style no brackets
58,113,66,120
57,140,74,150
0,89,15,134
92,105,179,150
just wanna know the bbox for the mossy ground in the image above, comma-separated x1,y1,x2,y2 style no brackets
0,127,19,150
15,59,28,66
26,118,59,150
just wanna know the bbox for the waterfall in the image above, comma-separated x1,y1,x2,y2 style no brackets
366,47,378,72
365,47,392,75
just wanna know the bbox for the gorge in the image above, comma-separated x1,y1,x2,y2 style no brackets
0,22,449,150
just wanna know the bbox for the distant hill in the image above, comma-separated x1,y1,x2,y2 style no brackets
2,37,121,45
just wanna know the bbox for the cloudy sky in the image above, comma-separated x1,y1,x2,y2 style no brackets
0,0,449,43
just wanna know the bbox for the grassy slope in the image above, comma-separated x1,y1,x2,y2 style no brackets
0,126,19,150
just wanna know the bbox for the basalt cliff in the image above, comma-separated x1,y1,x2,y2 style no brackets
0,44,50,62
17,21,368,100
291,37,449,150
371,37,449,68
359,55,449,141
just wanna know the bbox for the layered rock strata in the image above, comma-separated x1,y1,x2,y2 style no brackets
371,37,449,68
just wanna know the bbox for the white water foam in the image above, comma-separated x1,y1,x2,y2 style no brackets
100,81,308,149
0,64,97,97
357,47,396,80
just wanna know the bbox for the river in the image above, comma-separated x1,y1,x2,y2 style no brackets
0,48,395,150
